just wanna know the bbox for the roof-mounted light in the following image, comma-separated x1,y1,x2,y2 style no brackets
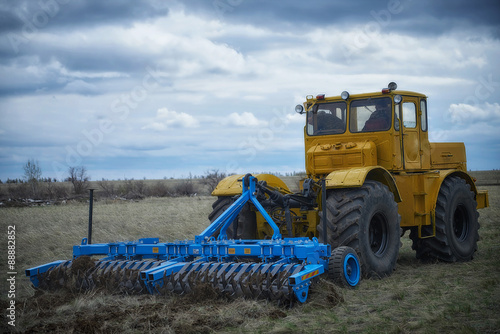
316,94,325,100
382,82,398,94
295,104,304,114
341,91,350,100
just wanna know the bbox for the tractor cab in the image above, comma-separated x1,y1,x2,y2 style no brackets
296,82,432,175
305,95,393,135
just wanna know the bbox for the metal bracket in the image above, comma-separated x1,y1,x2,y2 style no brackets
418,211,436,239
195,174,282,243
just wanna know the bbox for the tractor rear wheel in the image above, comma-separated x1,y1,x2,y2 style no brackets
318,180,401,278
208,197,257,239
410,176,479,262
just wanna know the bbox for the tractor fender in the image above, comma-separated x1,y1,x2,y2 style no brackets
325,166,402,202
211,173,291,196
428,169,485,209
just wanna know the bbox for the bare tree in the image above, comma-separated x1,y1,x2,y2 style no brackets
98,179,116,197
23,159,42,197
68,166,90,194
202,169,226,193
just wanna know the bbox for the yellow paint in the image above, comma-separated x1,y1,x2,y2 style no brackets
211,88,488,239
212,173,291,196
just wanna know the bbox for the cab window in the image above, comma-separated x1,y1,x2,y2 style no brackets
349,97,392,132
395,104,401,131
402,102,417,128
307,102,346,135
420,99,428,132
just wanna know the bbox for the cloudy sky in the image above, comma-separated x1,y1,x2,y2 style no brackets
1,0,499,181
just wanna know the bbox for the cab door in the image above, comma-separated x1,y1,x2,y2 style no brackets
400,96,421,170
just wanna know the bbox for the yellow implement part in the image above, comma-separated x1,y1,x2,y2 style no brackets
212,173,291,196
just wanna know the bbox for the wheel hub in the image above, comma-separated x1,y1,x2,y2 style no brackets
453,204,469,242
369,212,388,257
346,265,352,276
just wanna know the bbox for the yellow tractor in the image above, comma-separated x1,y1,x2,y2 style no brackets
211,82,489,278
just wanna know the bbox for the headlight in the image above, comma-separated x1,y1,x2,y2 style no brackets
295,104,304,114
388,82,398,91
341,91,350,100
394,94,402,104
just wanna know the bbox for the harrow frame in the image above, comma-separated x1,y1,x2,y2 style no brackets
26,175,359,303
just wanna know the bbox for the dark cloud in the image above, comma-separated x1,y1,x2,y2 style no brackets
0,0,170,66
0,0,169,33
420,0,500,27
53,47,149,73
185,0,500,37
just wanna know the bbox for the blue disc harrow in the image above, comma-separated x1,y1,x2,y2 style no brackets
26,175,360,303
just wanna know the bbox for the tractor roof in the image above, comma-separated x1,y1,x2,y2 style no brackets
306,90,427,103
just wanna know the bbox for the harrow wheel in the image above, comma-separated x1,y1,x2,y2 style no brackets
329,246,361,288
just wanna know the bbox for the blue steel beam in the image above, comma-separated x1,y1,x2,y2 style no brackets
25,260,67,287
195,175,282,243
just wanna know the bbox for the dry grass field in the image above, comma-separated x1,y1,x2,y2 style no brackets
0,173,499,333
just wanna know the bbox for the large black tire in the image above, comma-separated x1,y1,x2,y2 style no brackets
410,176,479,262
208,197,257,239
318,180,401,278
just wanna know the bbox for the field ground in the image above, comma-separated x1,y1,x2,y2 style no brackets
468,170,500,186
0,173,499,333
